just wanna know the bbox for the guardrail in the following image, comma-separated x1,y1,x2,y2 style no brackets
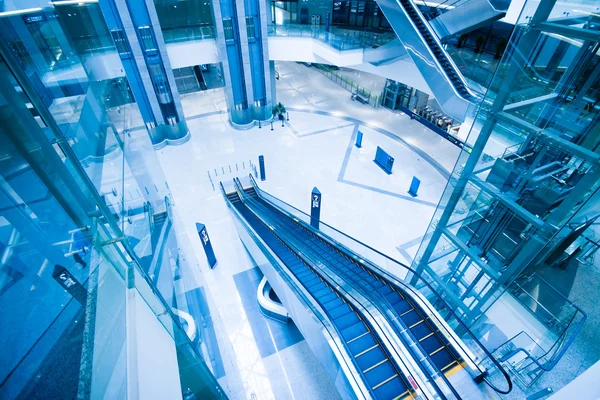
492,273,587,386
310,64,382,108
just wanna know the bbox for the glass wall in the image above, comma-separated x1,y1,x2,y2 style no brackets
411,0,599,388
0,4,226,399
153,0,216,43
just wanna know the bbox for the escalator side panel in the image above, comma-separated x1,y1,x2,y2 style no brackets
375,0,472,121
430,0,509,40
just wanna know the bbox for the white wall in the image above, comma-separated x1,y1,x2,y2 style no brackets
268,36,320,63
167,40,220,69
128,289,183,400
549,360,600,400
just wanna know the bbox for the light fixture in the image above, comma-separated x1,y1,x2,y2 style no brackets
0,7,43,17
51,0,98,5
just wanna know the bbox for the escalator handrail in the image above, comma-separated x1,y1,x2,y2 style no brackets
396,0,477,99
247,174,512,394
221,181,373,399
495,308,586,372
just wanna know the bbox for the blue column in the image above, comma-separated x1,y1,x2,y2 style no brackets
213,0,274,127
98,0,190,147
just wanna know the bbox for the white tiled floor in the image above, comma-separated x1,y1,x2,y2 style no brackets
155,62,467,399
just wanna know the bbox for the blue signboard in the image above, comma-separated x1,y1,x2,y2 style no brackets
310,187,321,229
24,14,46,24
53,265,87,305
196,223,217,269
355,130,363,148
408,176,421,197
374,146,394,174
259,155,266,181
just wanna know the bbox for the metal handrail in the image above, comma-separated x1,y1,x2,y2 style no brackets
496,310,584,373
495,273,587,372
247,174,512,394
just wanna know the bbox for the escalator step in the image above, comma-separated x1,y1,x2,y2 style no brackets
308,281,327,293
420,335,444,355
302,275,322,286
336,311,361,330
364,360,396,387
348,333,378,356
401,310,424,328
385,291,403,305
320,291,339,305
314,287,333,299
410,321,431,340
371,280,386,289
355,346,386,371
379,285,394,295
341,321,369,342
431,348,455,370
322,297,345,311
330,303,354,320
393,300,412,315
372,376,408,400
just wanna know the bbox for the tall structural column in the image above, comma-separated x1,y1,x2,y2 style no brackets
213,0,273,127
98,0,189,147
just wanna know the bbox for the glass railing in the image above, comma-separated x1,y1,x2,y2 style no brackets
162,26,216,44
311,64,382,107
0,6,227,397
507,273,587,339
267,24,396,51
243,174,513,394
492,279,586,387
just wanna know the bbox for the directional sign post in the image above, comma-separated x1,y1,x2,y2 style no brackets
408,176,421,197
355,130,363,148
310,187,321,229
258,155,266,181
196,223,217,269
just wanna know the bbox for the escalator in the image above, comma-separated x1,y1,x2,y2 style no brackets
224,176,514,398
428,0,510,41
375,0,475,121
241,185,465,383
401,0,471,100
225,190,415,400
